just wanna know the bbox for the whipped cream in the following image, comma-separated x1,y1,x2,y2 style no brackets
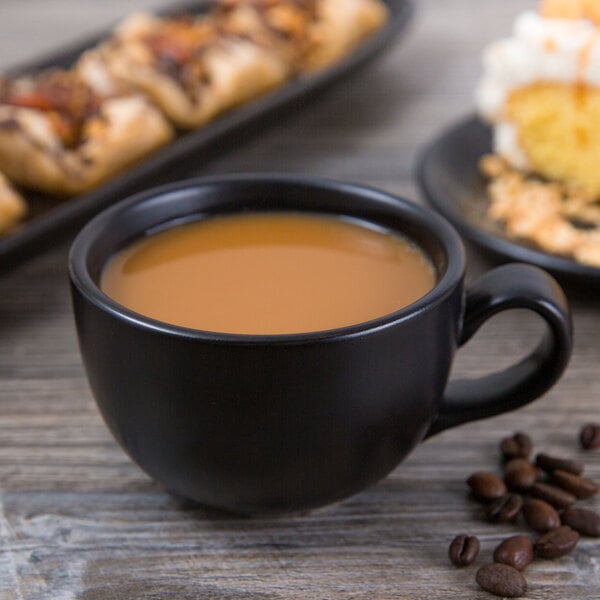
476,11,600,168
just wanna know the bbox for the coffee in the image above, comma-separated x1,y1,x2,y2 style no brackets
530,482,576,508
71,176,573,514
492,535,534,572
535,453,584,475
522,499,560,532
561,507,600,537
101,212,436,334
448,535,480,567
580,423,600,450
534,526,580,559
453,429,600,598
486,493,523,523
500,432,533,460
475,563,527,598
466,472,507,501
503,458,539,492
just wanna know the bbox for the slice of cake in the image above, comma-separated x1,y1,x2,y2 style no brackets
476,1,600,197
476,1,600,266
540,0,600,25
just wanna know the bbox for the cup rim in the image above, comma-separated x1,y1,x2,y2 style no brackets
69,173,466,344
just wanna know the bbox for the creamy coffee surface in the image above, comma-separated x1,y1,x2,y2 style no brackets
101,212,436,334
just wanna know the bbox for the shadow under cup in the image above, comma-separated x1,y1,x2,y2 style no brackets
69,175,573,515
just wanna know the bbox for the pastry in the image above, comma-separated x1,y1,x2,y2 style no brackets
301,0,389,70
213,0,389,72
77,0,389,129
77,11,292,129
0,0,388,208
0,171,26,234
0,69,174,195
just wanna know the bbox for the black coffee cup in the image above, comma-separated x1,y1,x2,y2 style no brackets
69,175,572,515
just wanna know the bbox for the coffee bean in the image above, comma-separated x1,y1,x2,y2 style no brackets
487,493,523,523
561,507,600,538
535,525,580,559
531,482,577,509
493,535,534,571
476,563,527,598
535,453,584,476
552,469,599,499
580,423,600,450
448,534,480,567
500,432,533,460
467,472,507,501
522,499,560,532
504,458,539,492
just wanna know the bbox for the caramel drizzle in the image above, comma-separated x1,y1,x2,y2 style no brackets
577,28,600,82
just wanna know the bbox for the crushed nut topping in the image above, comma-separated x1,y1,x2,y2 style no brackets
480,154,600,267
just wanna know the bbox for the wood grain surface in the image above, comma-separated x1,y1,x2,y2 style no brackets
0,1,599,598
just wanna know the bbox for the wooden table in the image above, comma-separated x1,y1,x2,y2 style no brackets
0,1,598,598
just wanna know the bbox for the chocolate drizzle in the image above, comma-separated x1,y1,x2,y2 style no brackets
0,70,104,149
133,0,320,106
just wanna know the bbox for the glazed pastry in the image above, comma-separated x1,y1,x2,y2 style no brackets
301,0,389,71
0,0,388,196
0,171,26,234
77,12,292,129
77,0,389,129
0,69,174,195
213,0,389,72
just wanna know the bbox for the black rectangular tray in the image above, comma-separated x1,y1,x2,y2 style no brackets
0,0,413,273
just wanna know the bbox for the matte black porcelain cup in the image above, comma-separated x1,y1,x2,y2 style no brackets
69,175,572,515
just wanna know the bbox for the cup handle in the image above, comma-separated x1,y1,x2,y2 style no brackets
425,263,573,438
